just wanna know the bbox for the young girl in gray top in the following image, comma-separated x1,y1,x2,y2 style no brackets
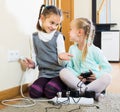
21,5,72,99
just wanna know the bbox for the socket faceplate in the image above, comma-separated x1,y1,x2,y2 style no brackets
8,50,19,62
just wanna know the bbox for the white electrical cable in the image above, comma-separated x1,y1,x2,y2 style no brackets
1,60,54,108
1,68,36,107
1,61,95,107
1,98,36,108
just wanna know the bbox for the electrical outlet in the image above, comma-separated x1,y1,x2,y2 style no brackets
8,50,20,62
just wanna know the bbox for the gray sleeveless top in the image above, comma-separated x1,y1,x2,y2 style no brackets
32,31,64,78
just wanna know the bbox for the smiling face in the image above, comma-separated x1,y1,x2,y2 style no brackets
41,14,61,33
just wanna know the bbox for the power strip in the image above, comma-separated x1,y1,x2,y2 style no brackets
51,97,94,105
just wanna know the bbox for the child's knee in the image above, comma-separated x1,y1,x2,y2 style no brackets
44,83,60,99
102,74,112,86
59,68,69,79
29,84,43,98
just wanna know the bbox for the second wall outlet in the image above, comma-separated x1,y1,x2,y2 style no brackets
8,50,20,62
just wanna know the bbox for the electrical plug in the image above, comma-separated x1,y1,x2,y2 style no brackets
18,56,27,71
19,56,26,61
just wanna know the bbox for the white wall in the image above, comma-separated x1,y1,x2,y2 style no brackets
111,0,120,30
0,0,120,91
0,0,43,91
74,0,92,19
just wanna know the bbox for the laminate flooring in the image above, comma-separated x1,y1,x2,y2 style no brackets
107,62,120,94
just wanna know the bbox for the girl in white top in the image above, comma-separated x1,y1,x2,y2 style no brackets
20,5,72,99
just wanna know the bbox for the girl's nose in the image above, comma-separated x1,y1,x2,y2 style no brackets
52,24,58,30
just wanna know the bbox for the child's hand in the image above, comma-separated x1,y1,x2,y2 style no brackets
78,75,87,83
19,58,35,70
87,74,96,82
58,52,73,61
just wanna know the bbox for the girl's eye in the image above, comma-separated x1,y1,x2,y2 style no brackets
50,21,59,27
51,21,54,24
56,24,59,27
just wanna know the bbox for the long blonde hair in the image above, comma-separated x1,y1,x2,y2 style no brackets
72,18,95,61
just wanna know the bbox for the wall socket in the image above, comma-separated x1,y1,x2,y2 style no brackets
8,50,20,62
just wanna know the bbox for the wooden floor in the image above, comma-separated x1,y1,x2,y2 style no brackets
107,62,120,94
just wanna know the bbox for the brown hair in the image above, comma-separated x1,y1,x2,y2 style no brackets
36,4,62,31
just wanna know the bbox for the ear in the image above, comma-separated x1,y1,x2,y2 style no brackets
40,15,45,21
78,29,84,36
